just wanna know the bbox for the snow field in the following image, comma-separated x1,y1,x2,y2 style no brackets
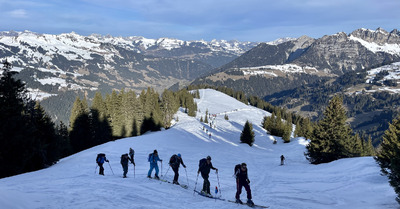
0,89,397,209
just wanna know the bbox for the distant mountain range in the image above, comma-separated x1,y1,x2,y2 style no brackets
192,28,400,143
1,28,400,141
193,28,400,95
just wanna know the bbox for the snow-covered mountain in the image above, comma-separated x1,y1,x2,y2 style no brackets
0,89,396,209
0,30,257,95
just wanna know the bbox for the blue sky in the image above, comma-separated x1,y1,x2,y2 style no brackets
0,0,399,42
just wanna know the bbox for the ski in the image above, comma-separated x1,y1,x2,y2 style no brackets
227,200,269,208
150,177,188,189
194,190,225,201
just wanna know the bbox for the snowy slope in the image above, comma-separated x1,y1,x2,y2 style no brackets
0,89,396,209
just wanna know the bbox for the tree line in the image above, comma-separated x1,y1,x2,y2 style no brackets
68,87,197,153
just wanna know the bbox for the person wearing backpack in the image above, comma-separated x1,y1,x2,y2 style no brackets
147,150,162,179
96,153,109,175
169,153,186,185
280,155,285,166
197,156,218,195
121,153,133,178
129,148,136,166
234,163,254,206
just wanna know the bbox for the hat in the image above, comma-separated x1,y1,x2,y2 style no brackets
177,153,181,158
154,150,158,154
206,156,211,160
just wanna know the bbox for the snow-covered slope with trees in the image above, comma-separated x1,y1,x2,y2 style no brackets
0,89,396,209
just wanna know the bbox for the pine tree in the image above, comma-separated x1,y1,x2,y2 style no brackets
69,96,91,153
0,60,35,177
91,92,112,144
161,89,178,128
29,102,61,167
305,96,354,164
282,117,292,143
204,112,209,124
376,116,400,203
224,114,229,120
240,120,255,146
56,121,71,158
363,136,375,156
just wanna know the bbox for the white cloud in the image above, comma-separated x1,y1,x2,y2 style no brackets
8,9,28,18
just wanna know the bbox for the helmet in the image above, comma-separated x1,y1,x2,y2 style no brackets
177,153,181,158
206,156,211,160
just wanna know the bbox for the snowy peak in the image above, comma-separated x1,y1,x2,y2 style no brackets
350,27,400,45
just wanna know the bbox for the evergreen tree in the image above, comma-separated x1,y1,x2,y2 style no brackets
204,112,209,124
131,118,138,137
305,96,354,164
282,117,292,143
376,116,400,203
161,89,178,128
91,92,112,144
200,116,204,123
0,60,35,177
363,136,375,156
0,61,62,177
56,121,71,158
224,114,229,120
69,97,91,153
28,102,61,168
240,120,255,146
140,112,161,135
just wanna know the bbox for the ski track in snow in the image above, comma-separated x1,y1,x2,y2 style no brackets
0,89,397,209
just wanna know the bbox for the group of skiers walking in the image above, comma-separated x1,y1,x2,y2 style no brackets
95,150,254,205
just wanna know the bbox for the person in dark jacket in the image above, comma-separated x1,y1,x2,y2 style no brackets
280,155,285,166
169,153,186,185
121,153,133,178
96,153,109,175
198,156,218,195
234,163,253,206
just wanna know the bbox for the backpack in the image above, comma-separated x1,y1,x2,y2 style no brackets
234,164,241,176
121,154,129,164
170,154,178,165
198,158,207,169
148,153,153,162
96,153,106,164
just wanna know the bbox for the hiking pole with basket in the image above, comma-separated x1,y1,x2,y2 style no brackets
161,161,163,177
107,161,114,175
216,170,222,197
184,167,189,187
193,172,199,195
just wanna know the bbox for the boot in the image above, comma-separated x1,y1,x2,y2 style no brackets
147,175,151,178
173,180,180,185
235,198,243,204
154,175,160,180
247,199,254,206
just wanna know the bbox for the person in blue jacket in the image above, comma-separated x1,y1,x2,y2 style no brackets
148,150,162,179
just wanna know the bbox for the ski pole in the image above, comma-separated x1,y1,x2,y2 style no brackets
216,170,221,197
194,172,199,195
184,167,189,187
162,166,170,180
161,161,163,176
107,161,114,175
94,165,98,174
134,165,136,178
